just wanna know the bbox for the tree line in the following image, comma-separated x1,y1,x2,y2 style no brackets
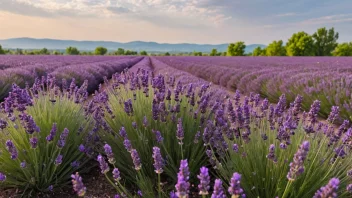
227,27,352,56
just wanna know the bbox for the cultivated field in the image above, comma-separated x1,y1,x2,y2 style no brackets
0,56,351,197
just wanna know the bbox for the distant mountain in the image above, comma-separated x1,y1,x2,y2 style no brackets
0,37,266,53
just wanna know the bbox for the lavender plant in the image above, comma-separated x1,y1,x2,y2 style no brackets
0,76,94,195
212,95,352,197
92,69,222,196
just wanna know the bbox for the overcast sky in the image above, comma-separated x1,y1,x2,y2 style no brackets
0,0,351,44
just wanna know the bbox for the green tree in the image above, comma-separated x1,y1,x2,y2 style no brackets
266,40,286,56
222,52,227,56
286,31,314,56
164,52,170,56
115,48,125,55
66,47,80,55
193,51,202,56
210,48,218,56
333,42,352,56
95,46,108,55
227,42,246,56
252,46,264,56
0,44,5,54
312,27,339,56
140,51,148,56
53,51,61,55
39,48,49,55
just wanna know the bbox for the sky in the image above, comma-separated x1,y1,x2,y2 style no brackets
0,0,351,44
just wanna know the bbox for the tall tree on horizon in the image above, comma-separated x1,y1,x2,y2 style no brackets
312,27,339,56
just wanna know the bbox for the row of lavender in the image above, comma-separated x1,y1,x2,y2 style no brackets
1,57,352,197
156,56,352,121
0,56,143,99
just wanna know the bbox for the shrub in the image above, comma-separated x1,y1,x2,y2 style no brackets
91,69,220,196
0,76,94,195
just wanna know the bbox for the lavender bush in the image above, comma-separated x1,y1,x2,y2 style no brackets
0,76,94,195
90,68,223,196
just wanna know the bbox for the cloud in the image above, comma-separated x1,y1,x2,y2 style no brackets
299,14,352,25
106,6,131,14
0,0,53,17
275,13,298,17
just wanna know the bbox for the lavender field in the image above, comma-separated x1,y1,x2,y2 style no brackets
1,55,352,198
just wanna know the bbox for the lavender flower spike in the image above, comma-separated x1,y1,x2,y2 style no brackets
152,147,164,174
287,141,310,181
46,123,57,142
6,140,18,160
104,144,115,164
212,179,226,198
228,172,245,198
131,149,142,170
97,154,110,174
0,172,6,182
112,168,121,181
198,167,210,195
71,172,87,197
313,178,339,198
176,118,184,143
175,159,190,198
267,144,277,163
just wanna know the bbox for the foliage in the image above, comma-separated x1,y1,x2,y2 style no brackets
286,32,315,56
313,27,339,56
193,51,203,56
252,46,265,56
0,78,94,195
266,40,286,56
115,48,125,55
0,45,5,55
164,52,170,56
95,47,108,55
66,47,80,55
227,42,246,56
210,48,217,56
333,42,352,56
140,51,148,56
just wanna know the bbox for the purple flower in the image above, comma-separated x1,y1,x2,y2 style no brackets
132,122,137,129
97,154,110,174
113,168,121,181
6,140,18,160
124,139,133,152
198,167,210,195
104,144,115,164
71,172,86,197
153,130,164,143
287,141,310,181
347,184,352,193
46,123,57,142
233,144,239,153
137,190,142,197
152,147,164,174
131,149,142,170
212,179,226,198
313,178,339,198
19,113,40,134
119,127,128,139
71,161,80,168
228,172,245,197
79,144,85,152
48,185,53,191
55,155,63,165
327,106,339,124
194,131,201,144
0,119,8,130
0,172,6,182
267,144,277,163
170,191,177,198
57,128,69,148
175,159,190,198
176,119,184,143
143,116,148,127
29,137,38,149
20,161,26,168
115,194,121,198
124,99,133,116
